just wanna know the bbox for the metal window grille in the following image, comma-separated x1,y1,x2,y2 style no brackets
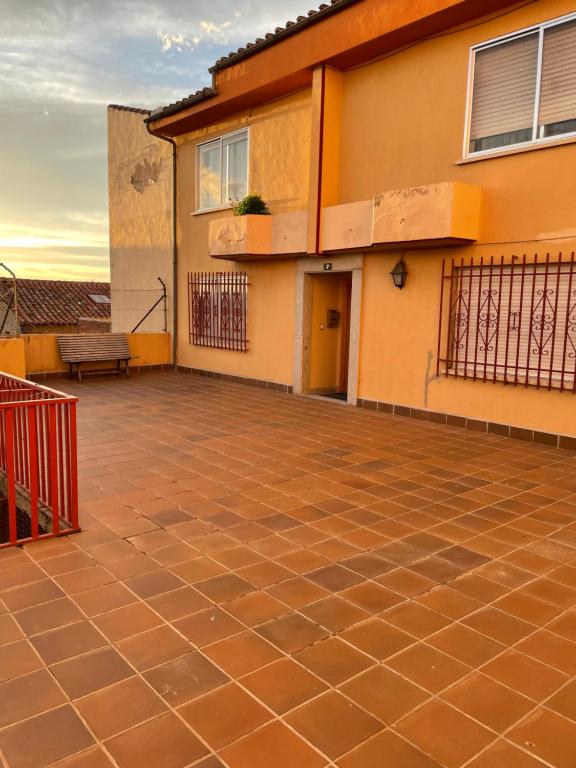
438,253,576,391
188,272,248,351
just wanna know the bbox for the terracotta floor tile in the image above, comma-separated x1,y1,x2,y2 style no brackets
241,656,327,713
51,646,133,698
305,564,364,592
146,586,211,620
286,690,383,759
342,618,415,660
337,730,442,768
124,569,185,599
10,375,576,768
14,597,83,636
0,705,94,768
516,629,576,675
75,677,167,739
47,747,116,768
30,621,107,665
388,642,470,692
0,639,43,682
0,579,64,612
0,668,66,728
548,609,576,642
0,613,24,645
256,612,328,653
266,576,329,609
170,556,227,584
509,708,576,768
225,591,289,626
295,636,374,685
179,682,271,749
481,649,568,700
73,582,137,617
219,720,327,768
377,568,437,598
396,699,494,768
174,606,244,646
442,671,533,730
236,560,292,588
465,739,550,767
105,711,207,768
341,553,395,578
341,582,404,613
415,585,484,619
494,591,563,626
144,651,229,706
463,606,535,645
427,623,506,667
204,630,282,677
382,602,451,639
55,566,116,596
301,595,369,632
194,573,254,603
91,601,162,642
340,664,429,723
117,624,191,671
545,678,576,722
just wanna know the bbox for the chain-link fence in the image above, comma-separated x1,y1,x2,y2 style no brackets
0,274,18,337
110,280,167,333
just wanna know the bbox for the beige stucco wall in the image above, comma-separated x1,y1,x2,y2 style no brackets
174,90,312,383
107,107,173,337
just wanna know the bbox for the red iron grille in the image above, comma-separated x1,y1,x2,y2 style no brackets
437,253,576,391
188,272,248,352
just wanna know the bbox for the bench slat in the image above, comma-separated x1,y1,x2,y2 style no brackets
57,334,132,364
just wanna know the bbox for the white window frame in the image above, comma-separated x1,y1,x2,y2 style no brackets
463,11,576,159
195,128,249,213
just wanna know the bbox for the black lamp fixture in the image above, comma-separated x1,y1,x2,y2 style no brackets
390,258,408,289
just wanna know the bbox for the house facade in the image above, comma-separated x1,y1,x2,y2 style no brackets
109,0,576,444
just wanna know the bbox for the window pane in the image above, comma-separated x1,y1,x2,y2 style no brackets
223,134,248,203
538,19,576,138
470,33,539,153
199,141,221,209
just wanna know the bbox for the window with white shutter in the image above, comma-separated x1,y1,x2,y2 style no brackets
438,256,576,391
466,14,576,155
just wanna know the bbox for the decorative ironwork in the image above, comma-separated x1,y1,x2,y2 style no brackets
438,253,576,391
188,272,248,351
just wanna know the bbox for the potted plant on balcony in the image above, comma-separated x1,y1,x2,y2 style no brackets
233,194,270,216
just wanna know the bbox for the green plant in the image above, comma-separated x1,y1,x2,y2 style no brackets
233,194,270,216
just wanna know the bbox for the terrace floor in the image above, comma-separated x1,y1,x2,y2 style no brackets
2,372,576,768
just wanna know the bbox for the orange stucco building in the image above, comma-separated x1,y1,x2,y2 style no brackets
109,0,576,446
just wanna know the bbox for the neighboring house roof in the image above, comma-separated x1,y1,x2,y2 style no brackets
0,279,111,327
146,0,354,122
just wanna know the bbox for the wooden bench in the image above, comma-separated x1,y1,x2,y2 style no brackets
57,334,134,382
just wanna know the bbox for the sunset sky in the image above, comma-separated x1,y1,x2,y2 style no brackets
0,0,312,282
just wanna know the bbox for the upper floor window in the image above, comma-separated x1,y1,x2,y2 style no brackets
467,14,576,156
197,129,248,211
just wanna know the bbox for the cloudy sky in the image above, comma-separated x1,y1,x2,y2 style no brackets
0,0,312,281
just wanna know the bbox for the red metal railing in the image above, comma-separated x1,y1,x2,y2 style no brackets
0,373,79,547
438,253,576,390
188,272,248,351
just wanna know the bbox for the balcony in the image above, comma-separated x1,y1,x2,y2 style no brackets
209,211,307,261
322,181,482,252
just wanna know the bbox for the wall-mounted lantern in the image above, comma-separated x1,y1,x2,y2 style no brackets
390,259,408,289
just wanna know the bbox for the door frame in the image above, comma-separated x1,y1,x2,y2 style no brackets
293,255,363,405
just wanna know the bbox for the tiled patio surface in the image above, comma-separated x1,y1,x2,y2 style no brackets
2,372,576,768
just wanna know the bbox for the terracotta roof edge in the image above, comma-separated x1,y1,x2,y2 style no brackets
209,0,358,73
108,104,151,115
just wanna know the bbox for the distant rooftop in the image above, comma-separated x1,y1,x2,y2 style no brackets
0,278,111,327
